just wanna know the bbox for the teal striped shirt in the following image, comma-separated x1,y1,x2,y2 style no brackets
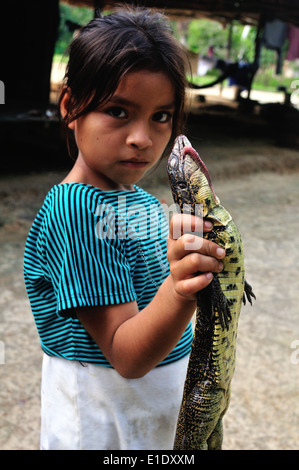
24,183,193,367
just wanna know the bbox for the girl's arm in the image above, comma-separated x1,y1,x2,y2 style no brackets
76,214,225,378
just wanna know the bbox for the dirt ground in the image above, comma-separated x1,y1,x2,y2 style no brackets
0,123,299,450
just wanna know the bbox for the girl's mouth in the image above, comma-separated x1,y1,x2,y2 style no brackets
120,161,148,168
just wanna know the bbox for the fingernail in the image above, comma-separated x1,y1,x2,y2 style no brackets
218,262,223,271
216,247,225,257
206,272,213,280
204,221,213,229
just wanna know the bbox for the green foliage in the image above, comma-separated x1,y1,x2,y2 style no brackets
55,3,94,56
183,19,294,92
187,20,227,57
185,19,256,62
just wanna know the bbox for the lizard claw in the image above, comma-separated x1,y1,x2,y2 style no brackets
198,276,232,331
243,280,256,305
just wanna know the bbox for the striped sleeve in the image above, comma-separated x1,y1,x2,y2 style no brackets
45,184,136,316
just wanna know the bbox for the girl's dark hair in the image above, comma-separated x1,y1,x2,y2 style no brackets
60,6,189,159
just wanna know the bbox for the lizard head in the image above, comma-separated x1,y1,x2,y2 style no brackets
168,135,219,217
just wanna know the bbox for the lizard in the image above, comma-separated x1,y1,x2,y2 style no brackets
167,135,255,450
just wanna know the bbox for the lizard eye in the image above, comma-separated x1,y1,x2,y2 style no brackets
177,182,187,190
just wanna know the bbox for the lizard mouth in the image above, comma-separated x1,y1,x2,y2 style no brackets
183,145,212,186
176,135,218,203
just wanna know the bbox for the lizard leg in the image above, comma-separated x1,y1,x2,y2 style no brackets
207,417,223,450
200,276,231,330
207,386,231,450
180,384,226,450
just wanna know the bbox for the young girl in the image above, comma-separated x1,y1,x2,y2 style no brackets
24,7,225,450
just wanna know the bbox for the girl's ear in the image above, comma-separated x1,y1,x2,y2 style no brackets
60,88,75,130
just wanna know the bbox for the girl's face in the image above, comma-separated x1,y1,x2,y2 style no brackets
64,69,176,191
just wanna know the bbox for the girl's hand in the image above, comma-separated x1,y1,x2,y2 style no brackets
76,213,226,379
167,213,225,301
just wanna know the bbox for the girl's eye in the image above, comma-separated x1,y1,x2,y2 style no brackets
153,111,172,123
107,107,127,119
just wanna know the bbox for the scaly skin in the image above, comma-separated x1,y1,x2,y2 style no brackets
168,135,255,450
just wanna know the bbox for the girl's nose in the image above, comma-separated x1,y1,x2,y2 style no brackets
126,121,152,150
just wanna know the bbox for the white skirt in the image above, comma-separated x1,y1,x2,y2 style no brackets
40,353,189,450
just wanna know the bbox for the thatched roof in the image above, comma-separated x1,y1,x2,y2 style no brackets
62,0,299,26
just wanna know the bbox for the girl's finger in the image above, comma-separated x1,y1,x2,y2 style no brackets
174,272,214,298
171,251,223,280
169,213,212,240
168,233,225,261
